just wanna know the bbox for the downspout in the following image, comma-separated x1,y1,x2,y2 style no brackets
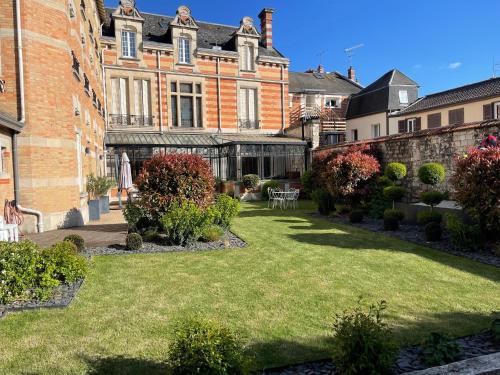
13,0,43,232
216,57,222,133
280,64,285,134
157,51,163,133
101,24,108,132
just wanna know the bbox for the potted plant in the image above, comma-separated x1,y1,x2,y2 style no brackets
96,176,115,214
242,174,260,201
87,174,100,221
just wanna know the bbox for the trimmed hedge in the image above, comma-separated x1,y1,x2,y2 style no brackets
242,174,260,191
126,233,143,251
418,163,445,186
385,162,407,182
420,191,445,208
384,209,404,231
63,234,85,252
417,210,443,226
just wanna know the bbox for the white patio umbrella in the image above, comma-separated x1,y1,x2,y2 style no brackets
118,152,133,208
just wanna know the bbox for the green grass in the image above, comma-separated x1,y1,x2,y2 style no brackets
0,201,498,374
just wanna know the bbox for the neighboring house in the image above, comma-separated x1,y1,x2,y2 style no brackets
287,65,362,147
346,69,419,141
391,77,500,132
101,2,306,181
0,0,107,232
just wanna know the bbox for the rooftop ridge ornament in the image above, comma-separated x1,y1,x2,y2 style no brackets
120,0,135,15
235,16,260,37
171,5,198,29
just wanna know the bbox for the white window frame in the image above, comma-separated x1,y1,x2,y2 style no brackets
241,43,254,71
407,118,416,132
399,90,409,104
178,37,191,64
325,97,341,108
121,30,136,58
494,102,500,119
371,123,380,138
351,129,358,141
239,87,258,128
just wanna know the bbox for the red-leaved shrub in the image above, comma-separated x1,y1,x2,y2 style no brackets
325,145,381,201
451,147,500,239
135,153,215,220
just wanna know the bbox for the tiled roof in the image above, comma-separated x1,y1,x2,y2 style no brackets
394,77,500,116
103,8,284,58
289,72,362,95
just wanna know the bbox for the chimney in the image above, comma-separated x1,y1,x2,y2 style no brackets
258,8,274,49
317,64,325,74
348,66,356,81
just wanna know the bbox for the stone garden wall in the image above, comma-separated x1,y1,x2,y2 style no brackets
314,120,500,199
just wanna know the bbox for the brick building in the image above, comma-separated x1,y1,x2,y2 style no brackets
102,2,306,182
0,0,107,232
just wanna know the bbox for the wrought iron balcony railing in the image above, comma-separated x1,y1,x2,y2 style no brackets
109,114,154,128
239,119,260,130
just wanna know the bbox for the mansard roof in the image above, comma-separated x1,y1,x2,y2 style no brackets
289,71,362,96
102,8,285,58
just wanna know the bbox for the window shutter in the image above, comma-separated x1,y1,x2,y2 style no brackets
119,78,128,115
134,79,142,116
398,120,405,133
415,117,421,131
142,80,150,117
239,89,248,121
111,78,119,114
483,103,493,120
457,108,464,124
428,113,441,128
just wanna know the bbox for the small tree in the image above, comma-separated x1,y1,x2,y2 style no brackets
381,162,407,209
385,162,407,182
418,163,446,212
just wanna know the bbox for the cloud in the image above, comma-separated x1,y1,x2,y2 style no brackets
448,62,462,69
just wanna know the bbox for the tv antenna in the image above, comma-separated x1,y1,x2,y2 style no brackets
316,50,327,66
493,58,500,78
344,43,364,63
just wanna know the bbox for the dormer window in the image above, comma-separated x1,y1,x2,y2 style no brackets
399,90,409,104
121,30,137,58
178,38,191,64
241,44,254,71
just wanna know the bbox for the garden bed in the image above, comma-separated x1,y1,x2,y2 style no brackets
264,331,500,375
322,214,500,268
84,231,247,256
0,279,84,320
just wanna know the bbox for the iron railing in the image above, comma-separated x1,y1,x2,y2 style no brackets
109,114,154,128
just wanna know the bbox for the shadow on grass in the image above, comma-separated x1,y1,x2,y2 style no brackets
85,356,167,375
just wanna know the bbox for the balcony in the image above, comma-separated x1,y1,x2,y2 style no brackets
109,114,154,129
239,119,260,130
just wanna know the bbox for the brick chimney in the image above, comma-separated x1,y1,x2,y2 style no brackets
317,64,325,74
258,8,274,49
348,66,356,81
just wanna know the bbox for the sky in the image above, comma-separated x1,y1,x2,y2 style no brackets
104,0,500,96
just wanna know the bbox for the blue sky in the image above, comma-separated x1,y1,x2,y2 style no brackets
105,0,500,96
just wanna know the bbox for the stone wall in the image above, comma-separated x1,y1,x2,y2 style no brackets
314,120,500,199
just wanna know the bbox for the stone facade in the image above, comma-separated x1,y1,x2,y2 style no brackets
314,120,500,198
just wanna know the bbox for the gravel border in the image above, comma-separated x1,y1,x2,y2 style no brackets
320,214,499,268
264,332,500,375
0,279,84,320
84,231,247,256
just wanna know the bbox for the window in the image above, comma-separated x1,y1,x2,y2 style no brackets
407,118,416,132
170,81,203,128
0,146,6,174
121,30,136,58
351,129,358,141
325,97,341,108
83,74,90,93
241,43,254,71
242,157,259,176
494,102,500,119
306,94,316,107
325,134,345,145
178,37,191,64
427,113,441,128
76,133,83,192
239,88,258,129
111,77,129,125
289,94,293,108
399,90,409,104
134,79,151,126
448,108,464,125
371,123,380,138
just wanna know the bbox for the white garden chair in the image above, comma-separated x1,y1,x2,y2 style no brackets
285,188,300,210
0,217,19,242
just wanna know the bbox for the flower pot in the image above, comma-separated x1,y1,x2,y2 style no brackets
99,196,110,214
88,199,101,221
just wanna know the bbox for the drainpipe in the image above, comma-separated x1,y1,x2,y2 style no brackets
157,51,163,133
216,57,222,132
280,64,285,134
101,42,108,131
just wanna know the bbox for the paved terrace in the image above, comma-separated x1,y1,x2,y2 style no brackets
26,209,127,248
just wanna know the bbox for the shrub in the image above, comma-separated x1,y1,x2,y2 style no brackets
160,201,211,246
445,214,481,251
349,209,364,223
378,175,395,188
422,332,462,366
142,230,162,243
452,148,500,239
63,234,85,252
385,162,407,182
242,174,260,191
167,316,248,375
425,222,442,242
135,153,215,221
209,194,240,229
262,180,280,201
384,209,404,231
417,210,443,226
300,170,314,198
123,200,150,232
420,191,445,209
126,233,143,251
332,300,396,375
311,189,335,216
41,242,88,284
201,225,224,243
418,163,445,186
383,186,406,208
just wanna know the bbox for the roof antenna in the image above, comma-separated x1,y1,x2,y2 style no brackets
493,57,500,78
344,43,364,64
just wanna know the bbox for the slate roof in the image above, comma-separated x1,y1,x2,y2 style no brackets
393,77,500,116
103,8,284,58
346,69,419,119
289,72,362,95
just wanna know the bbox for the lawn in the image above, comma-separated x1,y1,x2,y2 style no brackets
0,201,499,374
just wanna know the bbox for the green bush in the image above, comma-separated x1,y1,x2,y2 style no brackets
422,332,462,366
160,201,211,246
349,209,364,223
242,174,260,191
384,209,404,231
201,225,224,243
300,170,314,198
385,162,407,182
425,222,442,242
383,186,406,208
332,300,396,375
445,214,481,251
311,189,335,216
123,200,150,232
262,180,280,201
167,316,249,375
378,175,395,188
420,191,445,208
126,233,143,251
418,163,445,186
63,234,85,252
209,194,240,229
41,242,88,284
417,210,443,226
